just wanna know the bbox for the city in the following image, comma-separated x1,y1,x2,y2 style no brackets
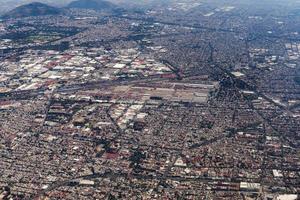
0,0,299,199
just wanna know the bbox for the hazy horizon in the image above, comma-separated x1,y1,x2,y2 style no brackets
1,0,300,13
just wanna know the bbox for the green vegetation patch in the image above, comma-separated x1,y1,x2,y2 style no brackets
294,76,300,85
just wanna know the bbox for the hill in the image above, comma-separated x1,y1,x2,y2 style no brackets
2,2,61,19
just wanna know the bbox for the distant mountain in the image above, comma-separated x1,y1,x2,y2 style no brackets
67,0,116,11
2,2,62,19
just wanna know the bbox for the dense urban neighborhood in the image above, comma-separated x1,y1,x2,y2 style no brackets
0,0,299,199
